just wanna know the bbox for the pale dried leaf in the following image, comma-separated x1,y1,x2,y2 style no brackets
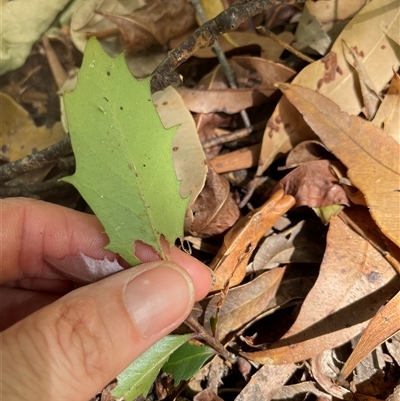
373,72,400,143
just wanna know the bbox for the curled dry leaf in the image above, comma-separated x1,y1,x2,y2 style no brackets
256,0,400,180
284,140,331,168
242,211,398,365
199,267,285,342
278,83,400,248
209,189,296,291
188,165,240,237
339,290,400,381
274,160,350,208
99,0,196,54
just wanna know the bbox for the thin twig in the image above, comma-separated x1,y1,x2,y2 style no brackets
150,0,307,93
190,0,252,130
257,25,316,63
202,127,254,149
0,138,72,184
185,315,235,366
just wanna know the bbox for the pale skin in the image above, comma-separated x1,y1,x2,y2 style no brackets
0,198,212,401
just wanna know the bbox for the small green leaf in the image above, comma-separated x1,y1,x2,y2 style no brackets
64,37,188,265
163,341,215,385
111,334,191,401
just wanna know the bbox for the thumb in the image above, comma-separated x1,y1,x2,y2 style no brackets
1,261,196,401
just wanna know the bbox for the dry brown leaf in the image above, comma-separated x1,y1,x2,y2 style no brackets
373,72,400,143
253,220,326,271
210,189,295,291
189,166,240,237
193,388,224,401
232,56,296,97
199,267,285,342
284,140,330,168
179,56,295,114
235,364,298,401
70,0,146,53
256,0,400,179
278,82,400,248
179,86,266,114
99,0,196,54
271,382,333,401
339,290,400,381
242,213,398,365
274,160,350,208
342,39,380,120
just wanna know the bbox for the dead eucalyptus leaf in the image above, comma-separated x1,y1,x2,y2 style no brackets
200,267,285,342
277,82,400,248
339,290,400,381
242,213,398,365
210,189,295,291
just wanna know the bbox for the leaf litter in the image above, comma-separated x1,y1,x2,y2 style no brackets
1,0,400,400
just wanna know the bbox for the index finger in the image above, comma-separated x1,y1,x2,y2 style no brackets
0,198,113,284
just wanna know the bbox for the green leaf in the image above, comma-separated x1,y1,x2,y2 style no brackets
162,341,215,385
111,334,191,401
64,37,189,265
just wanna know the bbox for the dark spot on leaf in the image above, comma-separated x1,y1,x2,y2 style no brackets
381,45,386,49
107,71,111,76
104,97,109,102
2,144,8,152
120,106,123,110
162,101,168,105
143,164,146,167
173,147,179,151
367,272,380,282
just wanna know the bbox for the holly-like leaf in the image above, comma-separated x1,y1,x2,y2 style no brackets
163,341,215,385
64,37,188,265
111,334,191,401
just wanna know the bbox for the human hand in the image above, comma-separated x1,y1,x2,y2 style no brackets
0,198,212,401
